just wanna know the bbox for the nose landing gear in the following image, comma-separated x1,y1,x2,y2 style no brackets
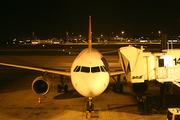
86,97,99,119
87,97,94,112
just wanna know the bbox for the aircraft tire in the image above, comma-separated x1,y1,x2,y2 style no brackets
119,84,123,93
64,84,68,92
57,84,62,93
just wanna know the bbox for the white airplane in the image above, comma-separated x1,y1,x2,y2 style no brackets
0,16,124,112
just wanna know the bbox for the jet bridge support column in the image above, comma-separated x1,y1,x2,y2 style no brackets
159,83,168,110
137,95,152,115
112,75,123,93
161,34,168,51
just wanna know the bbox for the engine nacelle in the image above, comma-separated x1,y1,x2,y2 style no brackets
130,82,148,94
32,76,51,95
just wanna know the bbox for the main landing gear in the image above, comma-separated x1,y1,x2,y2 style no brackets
57,75,68,93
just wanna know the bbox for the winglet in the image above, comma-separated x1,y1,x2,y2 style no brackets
88,15,92,48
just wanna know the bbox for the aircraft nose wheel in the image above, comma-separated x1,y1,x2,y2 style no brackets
87,97,94,112
86,97,95,119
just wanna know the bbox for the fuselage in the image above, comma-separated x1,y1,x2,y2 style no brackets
71,48,110,97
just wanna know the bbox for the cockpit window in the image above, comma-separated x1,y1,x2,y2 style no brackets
100,66,106,72
103,66,108,72
81,66,90,73
73,66,107,73
76,66,81,72
73,66,79,72
91,66,100,73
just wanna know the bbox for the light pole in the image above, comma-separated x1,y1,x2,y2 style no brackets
122,31,124,40
158,31,161,40
116,36,118,40
101,35,103,42
151,32,153,41
79,35,81,42
112,32,114,40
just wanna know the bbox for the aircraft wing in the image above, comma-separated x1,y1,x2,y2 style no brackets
101,50,118,54
0,62,71,76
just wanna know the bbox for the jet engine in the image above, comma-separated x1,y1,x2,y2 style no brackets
32,76,51,95
130,82,148,94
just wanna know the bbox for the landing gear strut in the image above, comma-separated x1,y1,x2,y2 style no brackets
87,97,94,112
57,75,68,93
86,97,95,119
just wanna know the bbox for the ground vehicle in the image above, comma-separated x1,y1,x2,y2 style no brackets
167,108,180,120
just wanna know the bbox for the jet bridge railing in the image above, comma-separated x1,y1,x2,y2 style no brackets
156,67,180,81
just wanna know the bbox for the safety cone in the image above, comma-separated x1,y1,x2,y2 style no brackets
38,97,41,104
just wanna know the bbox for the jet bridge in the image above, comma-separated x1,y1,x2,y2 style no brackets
156,49,180,83
118,45,180,87
118,45,156,83
117,45,180,114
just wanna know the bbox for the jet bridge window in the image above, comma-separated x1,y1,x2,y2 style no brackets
91,66,100,73
81,66,90,73
159,59,164,67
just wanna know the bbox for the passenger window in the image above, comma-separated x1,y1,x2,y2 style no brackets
91,66,100,73
100,66,106,72
73,66,79,72
76,66,81,72
81,66,90,73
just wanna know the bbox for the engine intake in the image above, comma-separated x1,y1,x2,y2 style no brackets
32,76,51,95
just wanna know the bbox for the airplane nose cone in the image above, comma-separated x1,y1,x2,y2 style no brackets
75,73,109,97
85,84,100,97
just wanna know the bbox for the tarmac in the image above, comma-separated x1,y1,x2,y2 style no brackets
0,45,175,120
0,66,168,120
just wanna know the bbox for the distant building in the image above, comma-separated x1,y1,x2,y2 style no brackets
31,39,60,45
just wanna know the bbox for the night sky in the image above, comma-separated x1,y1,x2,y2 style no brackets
0,0,180,39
